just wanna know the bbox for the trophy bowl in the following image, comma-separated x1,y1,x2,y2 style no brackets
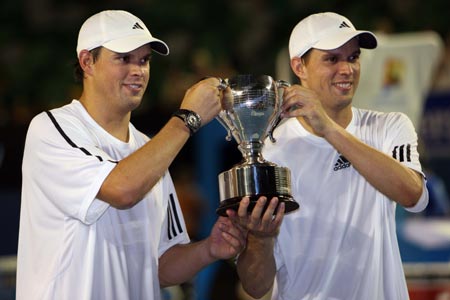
216,74,299,216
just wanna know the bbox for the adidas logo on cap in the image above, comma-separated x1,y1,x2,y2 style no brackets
339,21,351,28
132,22,144,30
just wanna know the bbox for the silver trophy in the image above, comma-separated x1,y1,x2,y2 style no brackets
216,74,299,216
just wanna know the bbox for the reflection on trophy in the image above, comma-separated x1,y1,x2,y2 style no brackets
215,74,299,216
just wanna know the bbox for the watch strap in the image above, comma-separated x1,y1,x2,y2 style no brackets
172,109,201,136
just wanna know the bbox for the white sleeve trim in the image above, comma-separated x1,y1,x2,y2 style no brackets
404,177,429,213
79,162,115,224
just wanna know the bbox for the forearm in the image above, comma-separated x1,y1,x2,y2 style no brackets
158,240,215,287
237,234,277,298
99,117,190,208
324,125,423,207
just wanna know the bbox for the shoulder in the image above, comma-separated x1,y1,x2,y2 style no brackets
27,101,95,147
353,108,413,128
28,101,85,132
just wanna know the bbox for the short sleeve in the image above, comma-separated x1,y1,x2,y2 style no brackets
383,112,429,212
383,112,423,175
23,112,116,224
157,173,190,257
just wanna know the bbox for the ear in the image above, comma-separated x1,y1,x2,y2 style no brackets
290,57,307,83
78,50,95,76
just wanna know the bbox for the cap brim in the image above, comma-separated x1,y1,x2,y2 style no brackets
103,35,169,55
314,30,377,51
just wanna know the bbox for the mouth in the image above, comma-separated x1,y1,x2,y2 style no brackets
333,81,353,91
124,83,144,92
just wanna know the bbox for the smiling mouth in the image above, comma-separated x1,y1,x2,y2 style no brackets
334,82,352,89
124,84,145,92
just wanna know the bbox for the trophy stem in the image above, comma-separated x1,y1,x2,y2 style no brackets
238,141,266,164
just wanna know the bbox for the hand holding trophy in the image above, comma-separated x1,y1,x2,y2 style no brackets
215,74,299,216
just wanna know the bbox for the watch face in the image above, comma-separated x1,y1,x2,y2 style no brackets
187,113,200,130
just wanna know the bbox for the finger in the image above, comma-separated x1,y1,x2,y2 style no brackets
247,197,267,230
261,197,279,224
202,76,226,93
221,230,245,252
272,201,285,227
282,93,302,110
199,76,219,84
216,77,227,91
226,210,248,235
224,212,249,235
282,104,303,118
228,216,249,237
282,85,301,100
218,218,246,246
250,196,267,220
224,224,248,247
237,197,250,219
226,208,238,220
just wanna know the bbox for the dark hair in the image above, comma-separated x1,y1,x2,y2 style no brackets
73,47,102,83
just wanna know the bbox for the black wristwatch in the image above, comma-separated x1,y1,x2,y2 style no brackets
172,109,202,136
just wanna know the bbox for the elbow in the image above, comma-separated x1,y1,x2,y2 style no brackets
402,197,420,209
242,284,272,299
238,272,273,299
158,277,173,289
399,180,424,208
113,193,140,210
392,169,424,208
98,183,141,209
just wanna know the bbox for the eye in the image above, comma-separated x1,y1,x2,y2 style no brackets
325,56,338,63
118,55,130,63
140,55,152,65
349,53,360,63
348,50,361,63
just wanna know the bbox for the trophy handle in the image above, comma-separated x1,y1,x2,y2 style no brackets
216,78,235,142
268,80,291,143
216,113,233,141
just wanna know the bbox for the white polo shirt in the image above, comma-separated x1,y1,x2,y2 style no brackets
17,100,189,300
264,107,428,300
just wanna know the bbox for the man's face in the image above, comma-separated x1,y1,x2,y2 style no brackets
90,45,152,114
300,38,361,111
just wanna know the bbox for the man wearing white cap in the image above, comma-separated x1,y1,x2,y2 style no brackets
233,12,429,299
16,10,246,300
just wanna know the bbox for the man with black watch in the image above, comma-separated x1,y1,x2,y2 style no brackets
16,10,246,300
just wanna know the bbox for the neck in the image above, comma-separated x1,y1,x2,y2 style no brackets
326,106,353,128
79,95,131,142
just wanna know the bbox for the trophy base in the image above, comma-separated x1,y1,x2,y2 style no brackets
217,163,299,216
216,194,299,217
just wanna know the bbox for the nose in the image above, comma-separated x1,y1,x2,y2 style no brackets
337,61,354,75
131,63,147,77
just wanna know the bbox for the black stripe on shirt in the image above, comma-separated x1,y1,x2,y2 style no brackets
167,206,174,240
46,111,118,163
392,144,412,163
167,193,183,240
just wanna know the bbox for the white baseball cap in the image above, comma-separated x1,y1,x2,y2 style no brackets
76,10,169,57
289,12,377,59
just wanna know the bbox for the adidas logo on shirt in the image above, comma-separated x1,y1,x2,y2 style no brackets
167,193,184,240
392,144,411,162
334,154,351,171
